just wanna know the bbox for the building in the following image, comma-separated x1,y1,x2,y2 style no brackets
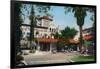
20,16,59,52
73,27,94,52
82,27,95,55
34,16,58,39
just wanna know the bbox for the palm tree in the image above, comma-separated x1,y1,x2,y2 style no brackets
74,7,87,52
64,7,87,52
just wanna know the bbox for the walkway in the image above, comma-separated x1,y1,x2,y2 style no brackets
22,51,79,65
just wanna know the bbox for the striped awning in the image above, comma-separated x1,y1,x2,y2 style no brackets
84,35,93,41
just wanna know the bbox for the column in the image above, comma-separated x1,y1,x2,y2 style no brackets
50,43,52,53
37,41,40,51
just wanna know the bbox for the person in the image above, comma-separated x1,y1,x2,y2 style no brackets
52,48,56,54
64,45,68,53
30,41,36,53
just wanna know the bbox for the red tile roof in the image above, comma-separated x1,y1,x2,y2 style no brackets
36,38,79,44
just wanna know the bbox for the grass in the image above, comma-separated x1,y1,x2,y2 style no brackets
71,55,95,62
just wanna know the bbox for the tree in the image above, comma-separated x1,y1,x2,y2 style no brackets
54,26,77,43
29,5,35,44
64,6,95,52
61,26,77,40
64,7,88,52
89,8,96,55
53,32,61,39
21,4,52,51
29,4,51,43
14,2,23,54
53,27,77,51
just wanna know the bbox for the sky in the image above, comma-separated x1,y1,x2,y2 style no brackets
22,4,94,31
47,6,94,31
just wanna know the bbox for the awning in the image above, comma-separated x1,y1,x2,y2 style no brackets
84,35,93,41
35,38,79,44
60,39,79,45
36,38,58,43
69,39,79,44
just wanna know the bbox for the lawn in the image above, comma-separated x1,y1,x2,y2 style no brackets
71,55,95,62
